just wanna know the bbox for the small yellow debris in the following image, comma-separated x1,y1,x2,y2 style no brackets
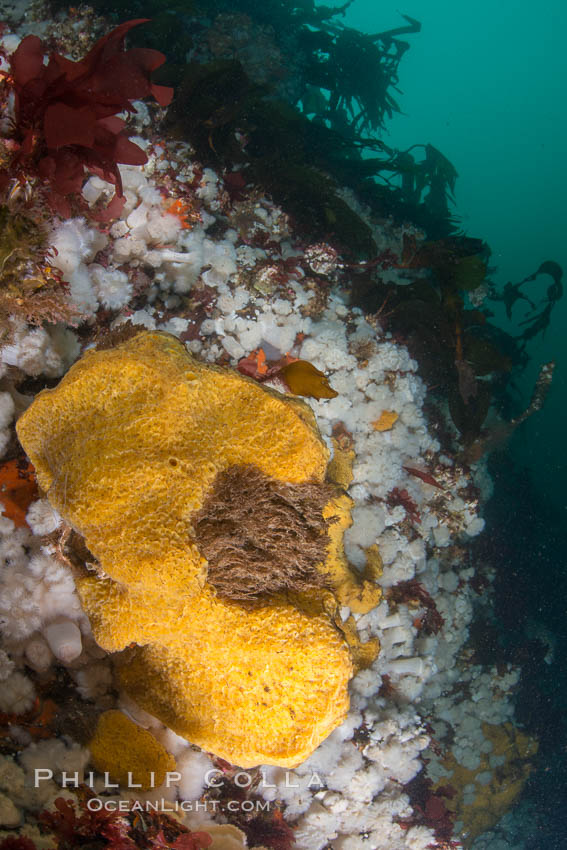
327,437,355,489
322,494,382,615
372,410,399,431
89,710,176,790
336,614,380,671
363,544,383,581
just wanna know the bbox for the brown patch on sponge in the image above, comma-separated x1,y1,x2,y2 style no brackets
193,463,336,602
94,320,144,351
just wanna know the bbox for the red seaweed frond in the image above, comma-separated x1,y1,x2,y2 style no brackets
401,773,460,847
387,486,421,524
38,789,213,849
2,20,173,218
403,465,444,490
242,809,295,850
39,795,136,847
388,579,444,635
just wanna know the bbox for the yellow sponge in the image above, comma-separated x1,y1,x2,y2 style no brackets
89,710,176,790
17,332,356,767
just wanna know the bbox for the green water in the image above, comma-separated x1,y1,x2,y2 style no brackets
340,0,567,513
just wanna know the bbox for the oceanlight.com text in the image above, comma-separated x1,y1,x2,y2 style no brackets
85,798,271,813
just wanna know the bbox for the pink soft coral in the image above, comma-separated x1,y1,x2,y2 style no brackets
7,18,173,217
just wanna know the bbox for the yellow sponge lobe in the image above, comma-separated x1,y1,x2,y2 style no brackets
89,710,176,790
17,331,327,600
